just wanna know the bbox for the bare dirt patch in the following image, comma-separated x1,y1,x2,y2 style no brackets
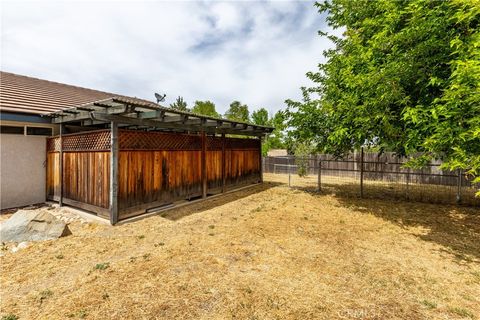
1,176,479,319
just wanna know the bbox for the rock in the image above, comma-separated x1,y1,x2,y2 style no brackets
17,241,29,249
0,210,71,243
9,242,29,253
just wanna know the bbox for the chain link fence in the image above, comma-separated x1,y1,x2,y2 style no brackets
263,151,480,207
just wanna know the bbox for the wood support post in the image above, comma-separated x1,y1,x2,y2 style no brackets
221,133,226,193
59,124,64,206
201,130,207,199
110,121,119,225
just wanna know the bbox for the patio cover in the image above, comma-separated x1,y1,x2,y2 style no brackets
44,97,274,137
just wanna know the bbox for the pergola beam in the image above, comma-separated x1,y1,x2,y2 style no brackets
88,113,266,136
138,110,165,121
204,120,222,127
45,97,274,137
162,115,186,123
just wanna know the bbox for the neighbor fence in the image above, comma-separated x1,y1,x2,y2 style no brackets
263,150,479,207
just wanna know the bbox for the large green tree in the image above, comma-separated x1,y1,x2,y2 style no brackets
191,100,220,117
268,111,288,149
251,108,269,126
287,0,480,187
260,110,287,156
225,101,250,122
244,107,287,155
169,96,189,112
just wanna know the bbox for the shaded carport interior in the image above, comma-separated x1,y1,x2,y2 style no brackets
44,97,274,224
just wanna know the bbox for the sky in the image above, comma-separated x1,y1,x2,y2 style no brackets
1,0,336,115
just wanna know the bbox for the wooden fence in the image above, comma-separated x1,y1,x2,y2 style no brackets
47,129,262,222
264,151,479,207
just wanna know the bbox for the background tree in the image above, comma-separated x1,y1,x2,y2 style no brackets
286,0,480,190
294,142,315,177
169,96,189,112
261,110,287,156
251,108,269,126
191,100,220,117
225,101,250,122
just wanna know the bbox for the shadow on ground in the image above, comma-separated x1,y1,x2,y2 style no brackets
161,182,281,221
299,183,480,263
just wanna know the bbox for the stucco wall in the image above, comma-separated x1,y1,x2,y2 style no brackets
0,134,47,209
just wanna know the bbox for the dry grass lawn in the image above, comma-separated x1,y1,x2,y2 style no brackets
1,173,480,319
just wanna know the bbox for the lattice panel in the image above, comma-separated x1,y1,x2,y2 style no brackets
47,137,61,152
62,130,111,151
207,136,224,150
119,130,202,150
226,137,260,150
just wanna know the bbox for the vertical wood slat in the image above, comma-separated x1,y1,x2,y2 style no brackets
46,152,60,200
59,124,64,206
61,152,109,208
117,150,203,213
47,129,263,222
110,122,119,225
45,140,48,202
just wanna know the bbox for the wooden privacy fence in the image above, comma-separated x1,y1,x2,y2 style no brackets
47,129,262,223
264,150,479,207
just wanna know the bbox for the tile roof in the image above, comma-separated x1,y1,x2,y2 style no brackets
0,71,274,136
0,71,141,115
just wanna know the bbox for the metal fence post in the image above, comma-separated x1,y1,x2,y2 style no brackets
318,158,322,192
288,170,291,187
360,147,364,198
406,167,410,200
456,169,462,204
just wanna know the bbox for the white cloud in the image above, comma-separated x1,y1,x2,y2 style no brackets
209,2,241,32
1,0,336,115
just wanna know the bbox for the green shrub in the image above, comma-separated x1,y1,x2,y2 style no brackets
94,263,110,270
